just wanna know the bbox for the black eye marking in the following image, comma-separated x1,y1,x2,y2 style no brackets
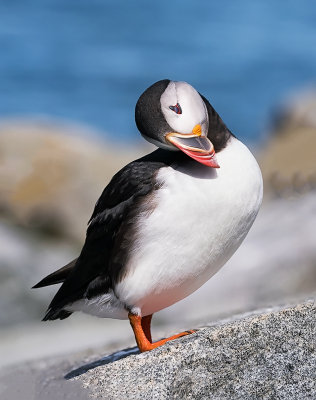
169,103,182,114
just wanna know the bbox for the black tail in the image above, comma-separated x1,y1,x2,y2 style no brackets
33,259,77,321
32,258,77,288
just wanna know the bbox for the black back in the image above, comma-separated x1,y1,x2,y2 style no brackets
43,149,180,320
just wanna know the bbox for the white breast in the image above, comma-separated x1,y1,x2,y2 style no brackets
116,137,263,317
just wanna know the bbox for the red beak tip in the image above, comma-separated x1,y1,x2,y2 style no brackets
203,159,220,168
185,150,220,168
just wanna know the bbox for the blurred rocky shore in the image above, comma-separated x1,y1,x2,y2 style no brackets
0,91,316,380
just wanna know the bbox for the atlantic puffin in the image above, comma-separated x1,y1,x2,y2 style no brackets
33,80,263,352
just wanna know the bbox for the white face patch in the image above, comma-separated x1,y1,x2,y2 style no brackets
160,81,209,136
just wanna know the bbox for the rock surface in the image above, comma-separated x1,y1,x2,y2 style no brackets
1,301,315,400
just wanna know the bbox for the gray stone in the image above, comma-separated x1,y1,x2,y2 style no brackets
1,301,315,399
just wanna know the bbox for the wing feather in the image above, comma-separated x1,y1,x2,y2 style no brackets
41,150,170,320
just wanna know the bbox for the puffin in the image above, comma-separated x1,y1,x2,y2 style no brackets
33,80,263,352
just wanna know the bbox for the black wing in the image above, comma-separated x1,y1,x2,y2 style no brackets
43,149,172,320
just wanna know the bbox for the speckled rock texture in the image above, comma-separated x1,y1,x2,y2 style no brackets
1,301,315,400
76,301,316,399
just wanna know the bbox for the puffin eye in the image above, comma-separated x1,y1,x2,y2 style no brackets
169,103,182,114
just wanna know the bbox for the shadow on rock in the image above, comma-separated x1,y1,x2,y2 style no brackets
64,346,139,379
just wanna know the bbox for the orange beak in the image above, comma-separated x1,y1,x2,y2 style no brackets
166,124,220,168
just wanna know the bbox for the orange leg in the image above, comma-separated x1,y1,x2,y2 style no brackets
141,314,152,343
128,313,195,352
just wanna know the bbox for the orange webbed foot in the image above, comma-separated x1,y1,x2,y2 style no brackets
129,313,195,353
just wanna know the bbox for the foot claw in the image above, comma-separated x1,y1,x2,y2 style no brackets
185,329,196,334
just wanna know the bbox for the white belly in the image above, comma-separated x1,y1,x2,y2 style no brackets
115,138,263,317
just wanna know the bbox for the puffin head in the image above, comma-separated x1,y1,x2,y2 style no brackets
135,80,232,168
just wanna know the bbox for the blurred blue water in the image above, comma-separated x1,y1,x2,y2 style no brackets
0,0,316,145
